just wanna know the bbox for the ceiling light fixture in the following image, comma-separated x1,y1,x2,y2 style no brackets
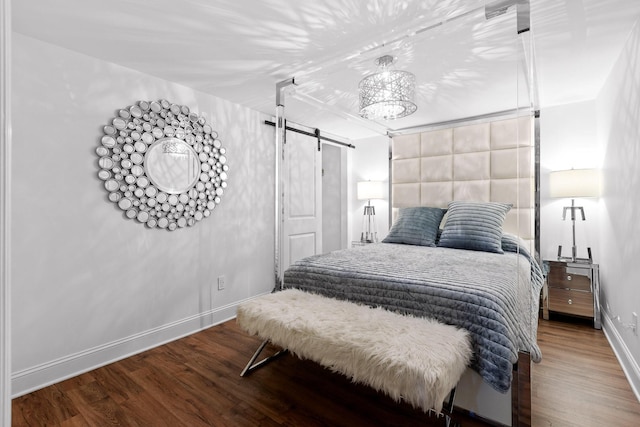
359,55,417,121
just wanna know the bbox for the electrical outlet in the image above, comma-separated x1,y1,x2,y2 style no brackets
217,275,225,291
633,312,638,336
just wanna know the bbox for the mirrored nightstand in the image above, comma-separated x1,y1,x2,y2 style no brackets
543,260,601,329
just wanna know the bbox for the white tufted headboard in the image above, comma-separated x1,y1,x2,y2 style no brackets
391,115,536,253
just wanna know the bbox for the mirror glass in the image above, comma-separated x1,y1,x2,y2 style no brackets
144,137,201,194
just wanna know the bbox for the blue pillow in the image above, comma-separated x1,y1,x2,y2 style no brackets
437,201,512,253
501,233,530,257
382,207,446,247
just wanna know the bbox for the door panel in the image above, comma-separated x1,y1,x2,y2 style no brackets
288,233,317,266
282,130,322,271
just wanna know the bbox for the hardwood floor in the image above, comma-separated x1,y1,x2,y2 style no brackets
12,319,640,426
532,318,640,426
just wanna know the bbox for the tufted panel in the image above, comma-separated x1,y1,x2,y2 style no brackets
453,152,490,181
392,133,421,159
421,128,453,156
421,156,452,181
491,179,533,208
491,147,532,179
420,182,452,209
393,158,421,183
391,116,535,251
453,123,490,153
453,181,491,201
392,183,421,208
490,116,531,149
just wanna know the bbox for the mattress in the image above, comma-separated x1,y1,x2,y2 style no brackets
282,241,544,393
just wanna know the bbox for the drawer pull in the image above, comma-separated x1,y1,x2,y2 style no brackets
567,275,572,281
568,299,573,305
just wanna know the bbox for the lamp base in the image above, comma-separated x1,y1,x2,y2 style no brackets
359,234,376,244
557,199,593,263
557,245,593,264
360,203,378,243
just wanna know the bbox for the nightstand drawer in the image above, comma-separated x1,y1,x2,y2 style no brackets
547,263,591,291
548,288,594,317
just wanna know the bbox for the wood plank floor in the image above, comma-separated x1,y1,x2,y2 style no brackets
12,319,640,426
532,317,640,426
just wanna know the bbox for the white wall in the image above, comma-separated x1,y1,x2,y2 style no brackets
11,33,275,395
350,135,390,243
539,100,602,262
595,20,640,397
1,0,12,422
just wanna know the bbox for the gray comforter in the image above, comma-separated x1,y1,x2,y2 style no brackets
282,242,544,393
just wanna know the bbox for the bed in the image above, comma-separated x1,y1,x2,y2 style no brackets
282,115,540,425
283,231,544,394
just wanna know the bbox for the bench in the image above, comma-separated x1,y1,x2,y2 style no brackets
236,289,472,415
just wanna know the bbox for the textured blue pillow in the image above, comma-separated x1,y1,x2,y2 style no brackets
501,233,531,257
437,201,512,253
382,207,446,247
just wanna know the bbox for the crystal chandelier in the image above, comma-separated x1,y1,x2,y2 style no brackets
359,55,417,121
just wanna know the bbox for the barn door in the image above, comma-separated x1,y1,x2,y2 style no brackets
282,129,322,273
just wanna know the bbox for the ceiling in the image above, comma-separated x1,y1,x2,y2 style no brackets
12,0,640,140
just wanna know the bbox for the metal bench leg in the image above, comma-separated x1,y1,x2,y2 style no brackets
444,387,460,427
240,340,287,377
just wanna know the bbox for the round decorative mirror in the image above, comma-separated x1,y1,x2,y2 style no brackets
144,138,201,194
96,99,229,230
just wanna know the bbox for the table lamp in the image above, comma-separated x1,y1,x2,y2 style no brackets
357,181,384,243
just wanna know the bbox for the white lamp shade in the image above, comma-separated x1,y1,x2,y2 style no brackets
550,169,601,198
357,181,385,200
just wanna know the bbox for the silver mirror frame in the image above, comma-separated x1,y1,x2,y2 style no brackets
97,99,229,231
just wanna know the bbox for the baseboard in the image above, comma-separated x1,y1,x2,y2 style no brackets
12,295,265,398
602,311,640,402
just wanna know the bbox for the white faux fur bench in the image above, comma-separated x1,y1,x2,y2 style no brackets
236,289,472,415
